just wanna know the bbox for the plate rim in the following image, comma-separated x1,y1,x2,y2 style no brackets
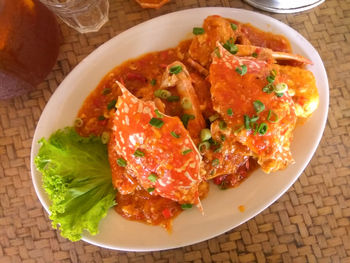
30,7,329,251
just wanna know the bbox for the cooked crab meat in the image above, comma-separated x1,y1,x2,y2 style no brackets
209,43,297,173
161,61,206,143
111,82,203,205
189,15,238,68
278,65,319,118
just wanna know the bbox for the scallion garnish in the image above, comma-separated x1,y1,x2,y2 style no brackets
212,158,220,167
155,109,163,118
154,89,171,99
253,100,265,114
219,120,227,130
102,88,111,95
150,79,156,86
262,83,274,94
257,123,268,135
214,47,221,58
117,158,127,167
220,134,226,141
169,65,182,74
244,115,251,130
107,99,117,110
252,52,258,58
209,114,219,122
276,93,284,97
170,131,180,138
198,141,210,153
267,109,279,123
227,108,233,116
182,149,192,155
148,173,158,183
193,27,205,35
74,118,83,127
181,114,195,128
231,23,238,30
101,132,110,144
274,83,288,93
266,75,275,83
200,128,211,142
147,187,155,193
98,115,106,121
181,204,193,210
149,118,164,128
134,149,145,157
166,95,180,102
235,64,247,76
223,38,238,55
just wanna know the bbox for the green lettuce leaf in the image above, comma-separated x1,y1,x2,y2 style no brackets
35,127,116,241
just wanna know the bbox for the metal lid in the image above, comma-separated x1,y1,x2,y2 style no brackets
244,0,325,13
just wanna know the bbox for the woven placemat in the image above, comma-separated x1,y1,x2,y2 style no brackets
1,0,349,262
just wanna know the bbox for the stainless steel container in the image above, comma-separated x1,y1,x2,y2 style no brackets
244,0,325,13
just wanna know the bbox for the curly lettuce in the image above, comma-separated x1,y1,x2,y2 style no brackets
35,127,116,241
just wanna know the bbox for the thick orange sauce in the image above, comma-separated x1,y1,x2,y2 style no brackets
75,19,297,229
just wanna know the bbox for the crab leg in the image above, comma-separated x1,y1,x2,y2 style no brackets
235,44,312,65
161,61,206,143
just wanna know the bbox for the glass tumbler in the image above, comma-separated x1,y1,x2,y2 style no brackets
39,0,109,33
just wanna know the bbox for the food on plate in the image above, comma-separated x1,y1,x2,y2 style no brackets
135,0,170,9
35,15,319,239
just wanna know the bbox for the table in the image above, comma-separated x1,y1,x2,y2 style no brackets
0,0,349,262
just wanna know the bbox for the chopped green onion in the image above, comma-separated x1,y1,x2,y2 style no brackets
276,92,284,97
148,173,158,183
154,89,171,99
149,118,164,128
267,109,279,123
181,203,193,209
181,97,192,110
253,100,265,114
227,108,233,116
250,116,259,122
150,79,156,86
200,128,212,142
169,65,182,74
235,65,247,76
220,134,226,141
193,27,205,35
182,149,192,155
155,109,163,118
101,131,110,144
212,158,220,167
102,88,111,95
166,95,180,102
181,114,195,128
214,47,221,58
170,131,180,138
74,118,83,127
209,114,219,122
266,75,275,83
107,99,117,110
98,115,106,121
219,120,227,130
117,158,127,167
257,122,268,135
198,141,210,153
274,83,288,93
223,38,238,55
244,115,250,130
147,187,155,193
271,69,277,77
252,52,258,58
231,23,238,30
134,149,145,157
262,83,274,94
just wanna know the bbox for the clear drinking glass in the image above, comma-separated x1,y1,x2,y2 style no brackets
39,0,109,33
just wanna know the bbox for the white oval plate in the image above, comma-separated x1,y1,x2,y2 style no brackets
30,7,329,251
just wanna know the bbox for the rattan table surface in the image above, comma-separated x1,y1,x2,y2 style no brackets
0,0,349,262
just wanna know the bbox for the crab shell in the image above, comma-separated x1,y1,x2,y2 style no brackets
111,82,203,205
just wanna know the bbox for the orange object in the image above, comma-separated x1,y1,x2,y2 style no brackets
135,0,170,9
0,0,60,99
